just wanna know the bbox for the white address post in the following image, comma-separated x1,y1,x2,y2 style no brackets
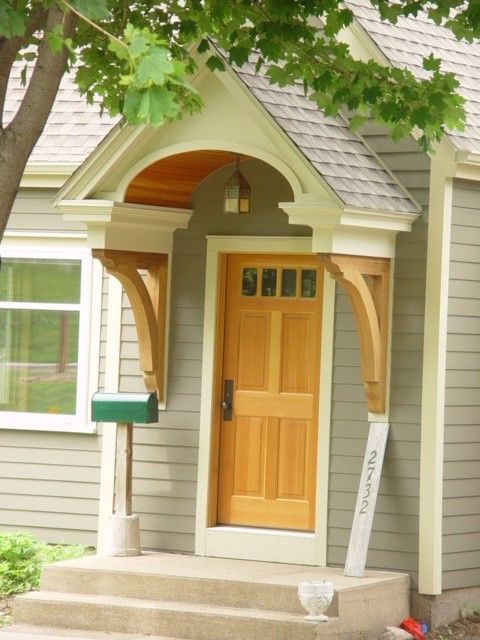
344,422,389,577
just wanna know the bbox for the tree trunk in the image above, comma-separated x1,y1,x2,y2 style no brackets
0,131,30,239
0,7,77,244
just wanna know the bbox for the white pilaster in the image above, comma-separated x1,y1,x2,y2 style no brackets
418,163,453,595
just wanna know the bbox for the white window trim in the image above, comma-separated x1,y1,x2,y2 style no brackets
0,236,101,433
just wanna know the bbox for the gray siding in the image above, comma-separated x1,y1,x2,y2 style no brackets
443,180,480,590
118,158,310,552
10,188,83,232
359,123,431,207
327,219,427,584
0,189,102,545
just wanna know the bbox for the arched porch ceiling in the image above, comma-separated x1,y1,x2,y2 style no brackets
124,150,249,208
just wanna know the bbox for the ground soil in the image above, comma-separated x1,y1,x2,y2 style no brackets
426,615,480,639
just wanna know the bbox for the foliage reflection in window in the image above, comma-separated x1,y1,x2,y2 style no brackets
301,269,316,298
262,268,277,297
242,268,257,296
0,257,83,417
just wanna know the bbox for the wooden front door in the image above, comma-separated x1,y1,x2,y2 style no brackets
216,253,322,531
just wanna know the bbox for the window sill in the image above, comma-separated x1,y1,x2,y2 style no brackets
0,412,97,434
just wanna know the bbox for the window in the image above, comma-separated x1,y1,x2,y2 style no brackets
0,247,94,431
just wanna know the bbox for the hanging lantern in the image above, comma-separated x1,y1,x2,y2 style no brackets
224,157,251,214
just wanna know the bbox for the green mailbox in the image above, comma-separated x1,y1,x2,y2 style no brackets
92,391,158,424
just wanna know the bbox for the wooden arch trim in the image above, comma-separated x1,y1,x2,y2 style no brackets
92,249,168,401
320,254,390,414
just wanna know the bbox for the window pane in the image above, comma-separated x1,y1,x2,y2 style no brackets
262,269,277,297
281,269,297,297
301,269,317,298
0,258,81,304
242,268,257,296
0,309,79,415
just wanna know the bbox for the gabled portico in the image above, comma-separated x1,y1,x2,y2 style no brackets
52,43,419,573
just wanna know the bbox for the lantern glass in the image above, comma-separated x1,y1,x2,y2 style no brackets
224,162,250,214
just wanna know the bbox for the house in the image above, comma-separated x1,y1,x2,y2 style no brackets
1,0,480,635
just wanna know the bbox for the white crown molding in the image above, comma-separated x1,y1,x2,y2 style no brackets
20,162,78,189
280,201,419,258
57,199,193,253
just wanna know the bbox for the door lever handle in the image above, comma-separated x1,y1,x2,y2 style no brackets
222,379,233,421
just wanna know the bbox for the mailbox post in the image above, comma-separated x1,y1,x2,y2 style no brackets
92,392,158,556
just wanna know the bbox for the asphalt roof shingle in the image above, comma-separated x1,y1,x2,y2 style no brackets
234,58,419,213
347,0,480,154
4,65,118,164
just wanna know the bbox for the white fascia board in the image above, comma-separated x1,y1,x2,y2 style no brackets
280,201,419,258
424,148,480,182
20,162,78,189
57,199,193,253
281,202,419,231
451,151,480,181
52,122,146,204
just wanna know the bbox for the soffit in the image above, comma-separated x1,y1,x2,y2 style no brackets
124,150,243,208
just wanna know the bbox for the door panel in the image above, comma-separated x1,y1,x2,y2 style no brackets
217,253,322,531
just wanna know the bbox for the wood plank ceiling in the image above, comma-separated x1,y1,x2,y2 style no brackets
124,150,247,208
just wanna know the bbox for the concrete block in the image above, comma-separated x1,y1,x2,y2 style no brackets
102,514,140,557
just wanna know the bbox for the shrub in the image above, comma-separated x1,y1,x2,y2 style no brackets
0,532,88,596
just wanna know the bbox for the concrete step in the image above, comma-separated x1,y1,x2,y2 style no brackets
41,563,310,616
8,553,410,640
12,591,327,640
39,552,408,621
0,626,188,640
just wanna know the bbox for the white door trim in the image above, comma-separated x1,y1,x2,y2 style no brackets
194,235,335,565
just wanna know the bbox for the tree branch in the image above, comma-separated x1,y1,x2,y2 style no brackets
61,0,127,50
0,8,48,128
0,7,77,240
8,6,77,150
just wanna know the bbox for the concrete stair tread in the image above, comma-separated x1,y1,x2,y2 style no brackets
0,626,191,640
46,553,407,590
17,590,324,623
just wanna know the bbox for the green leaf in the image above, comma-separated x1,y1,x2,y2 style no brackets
123,86,144,124
134,48,174,87
123,84,179,127
197,39,210,54
70,0,111,22
140,85,179,126
206,55,225,72
350,114,368,132
423,54,441,72
108,40,130,61
0,2,25,38
128,35,149,59
46,25,65,55
266,65,290,86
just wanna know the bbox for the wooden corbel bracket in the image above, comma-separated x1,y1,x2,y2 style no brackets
319,254,390,414
92,249,168,401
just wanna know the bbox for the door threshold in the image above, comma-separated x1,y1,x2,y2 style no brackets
210,525,314,537
204,525,316,565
